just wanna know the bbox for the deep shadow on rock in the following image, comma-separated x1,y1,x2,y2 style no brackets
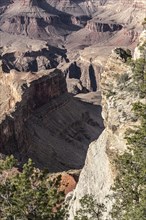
0,69,104,172
89,64,97,91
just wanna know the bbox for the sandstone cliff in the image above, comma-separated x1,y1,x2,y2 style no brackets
68,31,146,219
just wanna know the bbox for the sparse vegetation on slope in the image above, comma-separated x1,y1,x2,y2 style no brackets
111,102,146,220
74,101,146,220
74,195,106,220
126,57,146,97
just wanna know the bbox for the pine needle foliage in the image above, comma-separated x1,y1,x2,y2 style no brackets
74,195,106,220
111,102,146,220
0,157,66,220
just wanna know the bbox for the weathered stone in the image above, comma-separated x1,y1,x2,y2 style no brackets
68,35,145,219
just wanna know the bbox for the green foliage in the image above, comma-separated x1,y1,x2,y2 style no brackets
106,90,116,98
114,48,132,62
117,73,129,85
0,158,66,220
111,102,146,220
133,58,145,80
0,155,17,172
142,18,146,29
125,49,132,57
74,195,106,220
139,45,145,51
132,58,146,97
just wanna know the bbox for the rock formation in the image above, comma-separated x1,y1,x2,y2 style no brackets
0,67,104,172
68,31,146,219
0,0,146,94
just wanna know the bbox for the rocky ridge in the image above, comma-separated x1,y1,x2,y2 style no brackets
68,31,146,219
1,0,146,92
0,0,145,108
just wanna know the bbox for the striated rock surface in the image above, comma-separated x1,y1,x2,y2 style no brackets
0,0,146,97
66,0,145,52
0,0,78,40
0,66,104,172
68,32,146,219
1,0,146,68
0,68,67,152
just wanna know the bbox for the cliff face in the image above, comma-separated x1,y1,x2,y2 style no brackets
0,67,104,171
68,32,146,219
0,69,67,154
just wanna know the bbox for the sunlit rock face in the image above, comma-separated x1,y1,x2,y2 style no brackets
0,0,146,86
68,33,146,219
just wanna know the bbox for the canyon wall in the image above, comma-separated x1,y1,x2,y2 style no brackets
68,31,146,219
0,67,104,171
0,69,67,155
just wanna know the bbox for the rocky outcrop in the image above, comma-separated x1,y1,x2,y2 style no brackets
0,0,81,42
47,0,95,16
68,36,145,218
62,57,102,93
1,46,67,73
0,69,67,153
0,67,104,171
134,30,146,59
1,0,145,84
0,2,61,40
66,62,100,92
66,0,145,50
86,21,122,33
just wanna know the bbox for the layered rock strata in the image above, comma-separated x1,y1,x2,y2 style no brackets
0,69,67,154
0,67,104,172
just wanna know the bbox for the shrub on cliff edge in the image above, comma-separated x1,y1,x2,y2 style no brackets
111,102,146,220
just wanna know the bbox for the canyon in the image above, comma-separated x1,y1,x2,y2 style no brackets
0,67,103,172
0,0,145,81
0,0,146,219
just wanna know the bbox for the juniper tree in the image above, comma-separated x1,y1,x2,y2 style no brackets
0,157,66,220
111,102,146,220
